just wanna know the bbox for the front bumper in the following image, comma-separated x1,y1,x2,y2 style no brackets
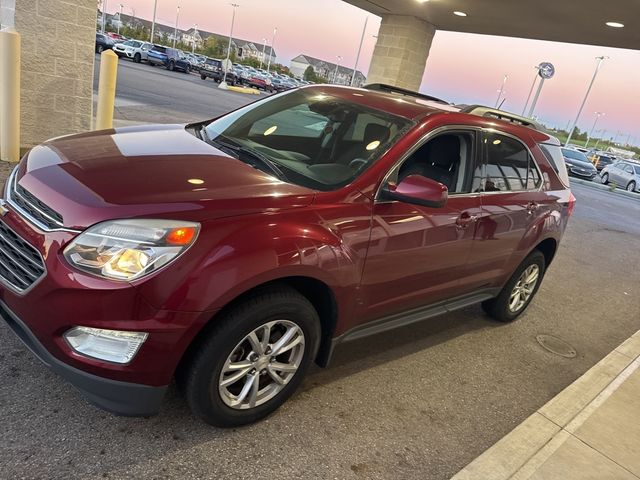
1,299,167,415
567,167,597,179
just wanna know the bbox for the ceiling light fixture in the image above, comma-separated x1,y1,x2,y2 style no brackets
606,21,624,28
453,11,467,17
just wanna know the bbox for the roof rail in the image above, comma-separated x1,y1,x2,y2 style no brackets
363,83,449,104
459,105,544,130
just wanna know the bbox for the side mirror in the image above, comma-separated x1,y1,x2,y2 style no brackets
381,175,448,208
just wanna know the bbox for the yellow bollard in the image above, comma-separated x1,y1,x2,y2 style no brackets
0,27,21,163
95,50,119,130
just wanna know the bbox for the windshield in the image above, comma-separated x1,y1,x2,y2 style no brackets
561,148,589,162
634,165,640,175
203,89,413,190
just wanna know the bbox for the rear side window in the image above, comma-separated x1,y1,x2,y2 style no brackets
483,133,542,192
152,46,167,54
539,143,570,187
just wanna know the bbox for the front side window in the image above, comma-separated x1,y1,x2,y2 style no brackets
484,133,541,192
624,164,634,174
202,89,412,190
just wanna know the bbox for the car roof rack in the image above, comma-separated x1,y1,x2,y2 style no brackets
459,105,544,131
363,83,449,104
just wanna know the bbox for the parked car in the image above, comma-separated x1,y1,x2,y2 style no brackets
588,151,616,171
200,58,238,85
0,85,574,427
270,77,295,93
247,73,273,91
95,33,115,53
106,32,127,42
566,144,590,154
600,161,640,192
147,45,190,72
113,40,154,63
561,147,597,180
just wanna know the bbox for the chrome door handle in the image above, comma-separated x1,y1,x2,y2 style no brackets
526,202,539,215
456,214,478,229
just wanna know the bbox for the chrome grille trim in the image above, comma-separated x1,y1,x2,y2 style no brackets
5,166,80,233
0,220,46,294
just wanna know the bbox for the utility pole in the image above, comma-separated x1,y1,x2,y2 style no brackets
333,56,342,84
173,5,180,48
351,16,368,86
585,112,605,148
266,27,277,73
150,0,158,43
220,3,239,89
565,56,608,147
260,38,267,69
494,74,508,108
117,4,123,35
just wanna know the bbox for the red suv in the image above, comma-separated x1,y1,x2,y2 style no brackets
0,84,574,426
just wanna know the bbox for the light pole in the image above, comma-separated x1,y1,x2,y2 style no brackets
150,0,158,43
266,27,277,73
594,130,607,150
192,24,198,53
117,4,124,35
220,3,239,89
494,74,508,108
333,56,343,84
101,0,107,33
522,66,540,115
173,5,180,48
351,16,368,86
565,56,609,147
585,112,604,148
260,38,268,69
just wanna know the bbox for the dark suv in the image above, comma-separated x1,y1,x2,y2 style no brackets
147,45,190,72
0,84,574,427
200,58,238,85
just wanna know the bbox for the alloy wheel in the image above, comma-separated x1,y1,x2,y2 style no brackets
628,182,636,192
508,265,540,313
218,320,305,410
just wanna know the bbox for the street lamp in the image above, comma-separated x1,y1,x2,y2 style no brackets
118,4,124,35
266,27,277,73
351,16,368,86
192,24,198,53
220,3,240,89
585,112,605,148
333,55,343,84
150,0,158,43
260,38,268,70
101,0,108,34
565,56,609,147
494,74,508,108
173,5,180,48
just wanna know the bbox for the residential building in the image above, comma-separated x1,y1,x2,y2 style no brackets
290,54,366,86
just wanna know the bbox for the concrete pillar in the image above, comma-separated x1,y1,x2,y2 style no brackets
367,15,435,92
13,0,96,148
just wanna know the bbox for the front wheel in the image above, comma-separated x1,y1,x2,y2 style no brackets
627,181,636,192
97,45,104,54
482,250,546,322
168,61,175,71
601,173,609,184
200,74,207,80
133,53,141,63
181,285,320,427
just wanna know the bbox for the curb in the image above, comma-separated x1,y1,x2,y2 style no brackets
570,177,640,201
227,85,261,95
451,330,640,480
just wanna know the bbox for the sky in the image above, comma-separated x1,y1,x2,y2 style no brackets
108,0,640,146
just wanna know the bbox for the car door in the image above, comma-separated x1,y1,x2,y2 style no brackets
622,164,635,187
358,129,483,325
465,130,549,290
607,162,623,184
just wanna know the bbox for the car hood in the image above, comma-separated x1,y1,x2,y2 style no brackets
564,158,596,169
15,125,315,229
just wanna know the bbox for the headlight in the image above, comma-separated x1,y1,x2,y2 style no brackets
64,219,199,281
64,327,148,364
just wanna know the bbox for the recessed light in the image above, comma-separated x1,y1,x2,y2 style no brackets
453,11,467,17
606,21,624,28
188,178,204,185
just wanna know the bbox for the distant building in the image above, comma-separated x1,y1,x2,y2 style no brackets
290,54,366,86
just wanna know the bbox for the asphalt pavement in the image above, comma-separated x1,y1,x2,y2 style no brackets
0,62,638,480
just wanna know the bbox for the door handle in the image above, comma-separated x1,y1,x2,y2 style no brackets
526,202,539,215
456,213,478,229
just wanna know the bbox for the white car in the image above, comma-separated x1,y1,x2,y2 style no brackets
113,40,154,63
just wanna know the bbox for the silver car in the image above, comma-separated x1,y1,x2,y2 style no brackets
601,160,640,192
113,40,154,63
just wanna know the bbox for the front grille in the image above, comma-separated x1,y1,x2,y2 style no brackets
0,221,46,293
8,169,64,230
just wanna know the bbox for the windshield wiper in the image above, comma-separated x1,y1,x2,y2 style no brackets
206,133,287,181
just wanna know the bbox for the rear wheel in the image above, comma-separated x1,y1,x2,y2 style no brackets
168,61,175,71
627,181,636,192
181,285,320,427
601,173,609,184
482,250,546,322
201,74,207,80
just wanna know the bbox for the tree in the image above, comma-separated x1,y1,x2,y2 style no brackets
303,65,328,83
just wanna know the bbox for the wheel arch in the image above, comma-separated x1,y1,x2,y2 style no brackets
533,237,558,268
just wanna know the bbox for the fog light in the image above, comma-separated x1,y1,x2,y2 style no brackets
64,327,148,364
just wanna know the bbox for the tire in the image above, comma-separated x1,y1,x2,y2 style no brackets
181,285,321,427
133,53,141,63
482,250,546,323
168,61,175,71
627,181,636,192
200,74,207,80
601,173,609,184
97,45,104,54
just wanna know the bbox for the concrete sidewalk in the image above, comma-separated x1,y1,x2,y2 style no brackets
452,330,640,479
